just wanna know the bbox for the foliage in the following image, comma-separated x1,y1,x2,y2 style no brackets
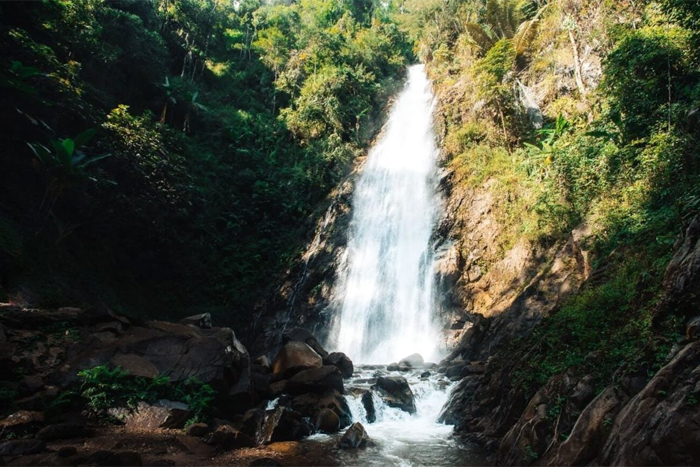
77,365,215,422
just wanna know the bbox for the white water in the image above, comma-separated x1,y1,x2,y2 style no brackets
333,64,441,364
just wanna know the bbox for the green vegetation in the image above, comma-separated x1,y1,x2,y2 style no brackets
65,365,215,424
404,0,700,395
0,0,411,325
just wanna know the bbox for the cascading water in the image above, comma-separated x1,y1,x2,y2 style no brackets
307,65,483,467
333,64,441,364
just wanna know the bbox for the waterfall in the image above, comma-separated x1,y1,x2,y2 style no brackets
333,64,441,364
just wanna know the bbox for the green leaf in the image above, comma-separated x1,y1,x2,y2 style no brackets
79,153,113,168
74,128,96,148
62,138,75,158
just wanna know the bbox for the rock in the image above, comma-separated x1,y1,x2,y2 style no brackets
205,425,256,450
399,353,424,368
398,362,411,372
315,408,340,433
14,387,59,412
110,354,160,379
361,391,376,423
282,328,328,359
688,316,700,340
0,410,44,434
373,376,416,414
57,446,78,457
267,441,304,456
185,423,209,437
324,352,353,378
0,323,6,344
289,390,352,429
272,341,323,378
338,422,369,449
437,366,447,374
261,407,313,443
387,363,399,371
445,365,463,378
249,458,282,466
22,375,44,392
285,365,344,395
78,304,130,327
178,313,212,329
239,408,266,444
420,371,431,378
0,439,45,456
151,460,176,466
109,400,192,430
36,423,87,441
82,450,142,466
253,355,271,372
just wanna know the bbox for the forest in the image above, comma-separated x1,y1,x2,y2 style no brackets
1,0,700,465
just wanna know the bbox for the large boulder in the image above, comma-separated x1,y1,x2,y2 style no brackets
271,342,323,378
373,376,416,414
289,390,351,429
260,407,313,443
178,313,212,329
361,391,376,423
315,408,340,433
0,410,44,435
285,366,344,395
205,425,256,450
0,439,45,456
281,328,328,359
338,422,370,449
324,352,353,378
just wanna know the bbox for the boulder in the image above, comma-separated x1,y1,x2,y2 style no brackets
282,328,328,359
285,366,344,395
253,355,271,373
445,365,462,378
205,425,256,450
0,410,44,435
387,363,399,371
0,439,45,456
267,441,304,456
110,354,160,379
80,450,142,466
398,362,411,372
261,407,313,443
178,313,212,329
361,391,376,423
420,371,431,378
398,353,424,368
338,422,369,449
36,423,87,441
324,352,353,378
57,446,78,457
271,342,323,378
185,423,209,437
239,408,266,444
315,408,340,433
289,390,351,429
373,376,416,414
108,400,192,430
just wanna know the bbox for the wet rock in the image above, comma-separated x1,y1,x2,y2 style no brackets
398,362,411,372
178,313,212,329
324,352,353,378
282,328,328,359
386,363,399,371
285,365,344,395
0,410,44,434
239,408,266,444
57,446,78,457
437,366,447,374
249,458,282,466
373,376,416,414
36,422,87,441
262,407,313,443
445,365,462,378
338,422,369,449
108,400,192,430
0,439,45,456
315,408,340,433
361,391,376,423
420,371,431,378
271,341,323,378
185,422,209,437
205,425,256,450
289,390,351,429
399,353,424,368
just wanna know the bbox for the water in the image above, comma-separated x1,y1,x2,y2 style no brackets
332,64,441,364
315,66,483,466
305,366,485,466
